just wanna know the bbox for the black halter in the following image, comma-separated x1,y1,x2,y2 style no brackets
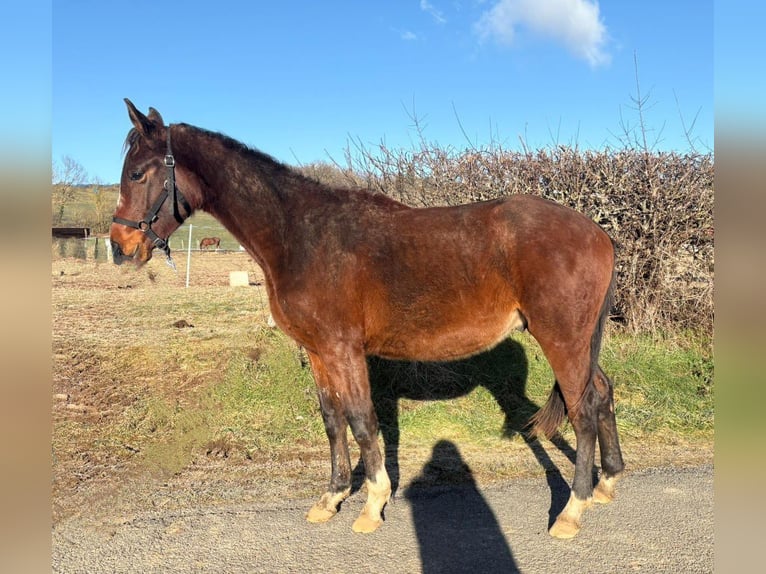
112,127,192,266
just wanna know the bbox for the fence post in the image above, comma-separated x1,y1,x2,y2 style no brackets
185,224,192,288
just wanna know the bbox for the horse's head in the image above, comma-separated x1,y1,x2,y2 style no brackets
110,99,192,266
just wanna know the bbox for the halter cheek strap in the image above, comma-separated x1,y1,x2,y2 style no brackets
162,128,192,225
112,128,192,268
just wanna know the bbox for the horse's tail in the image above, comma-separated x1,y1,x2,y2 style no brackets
527,263,615,440
526,381,567,440
588,263,615,388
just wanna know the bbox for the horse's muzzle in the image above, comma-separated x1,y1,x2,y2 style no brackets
111,241,128,265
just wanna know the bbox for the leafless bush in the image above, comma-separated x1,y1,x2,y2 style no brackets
310,141,713,335
297,162,363,190
52,156,87,225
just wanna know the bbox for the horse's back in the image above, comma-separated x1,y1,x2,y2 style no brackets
275,193,612,360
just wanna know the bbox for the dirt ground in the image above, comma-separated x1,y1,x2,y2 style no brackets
52,252,282,523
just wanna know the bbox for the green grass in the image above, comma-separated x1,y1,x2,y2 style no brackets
114,327,712,477
110,326,325,475
210,339,325,450
602,332,714,436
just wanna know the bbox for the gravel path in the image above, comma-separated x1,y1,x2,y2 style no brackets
53,464,713,573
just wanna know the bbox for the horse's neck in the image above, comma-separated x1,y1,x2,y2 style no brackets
178,126,315,275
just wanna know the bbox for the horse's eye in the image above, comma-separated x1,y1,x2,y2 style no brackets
129,171,144,181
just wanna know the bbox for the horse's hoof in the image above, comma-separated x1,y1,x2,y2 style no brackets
549,516,581,539
306,488,350,523
306,505,336,523
593,485,614,504
593,475,618,504
352,514,383,533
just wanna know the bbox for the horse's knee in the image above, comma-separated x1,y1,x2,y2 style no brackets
347,410,379,446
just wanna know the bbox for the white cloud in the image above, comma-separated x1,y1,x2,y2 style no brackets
401,30,418,41
474,0,610,67
421,0,447,24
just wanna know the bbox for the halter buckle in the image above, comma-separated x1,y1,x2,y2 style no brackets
165,154,175,167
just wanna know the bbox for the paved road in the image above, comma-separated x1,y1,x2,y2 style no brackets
53,465,712,573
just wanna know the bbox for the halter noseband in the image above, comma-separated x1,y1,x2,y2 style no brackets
112,127,192,268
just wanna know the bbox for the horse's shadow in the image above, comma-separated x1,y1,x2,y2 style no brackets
356,338,578,528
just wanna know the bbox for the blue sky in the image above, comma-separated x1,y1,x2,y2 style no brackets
52,1,713,184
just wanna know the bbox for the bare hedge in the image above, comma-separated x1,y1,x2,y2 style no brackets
301,144,714,335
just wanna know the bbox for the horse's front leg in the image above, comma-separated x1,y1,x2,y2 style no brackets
313,344,391,533
305,350,353,523
347,389,391,534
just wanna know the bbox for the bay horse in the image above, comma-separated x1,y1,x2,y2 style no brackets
110,100,624,538
199,236,221,250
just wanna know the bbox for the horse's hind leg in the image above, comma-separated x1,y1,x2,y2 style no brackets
534,341,599,539
545,362,623,538
552,384,600,539
593,365,624,503
305,350,353,523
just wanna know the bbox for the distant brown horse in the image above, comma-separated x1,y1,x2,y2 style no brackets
110,100,623,539
199,236,220,250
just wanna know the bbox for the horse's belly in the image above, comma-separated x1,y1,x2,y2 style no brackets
369,309,526,362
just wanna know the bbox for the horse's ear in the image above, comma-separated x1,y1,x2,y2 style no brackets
124,98,162,139
147,107,164,126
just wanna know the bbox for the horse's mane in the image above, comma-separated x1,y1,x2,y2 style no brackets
122,122,406,209
124,121,310,182
181,124,319,185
